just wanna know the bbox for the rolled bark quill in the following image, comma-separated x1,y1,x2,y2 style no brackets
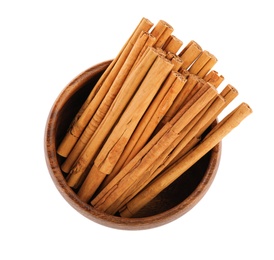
77,55,174,201
107,95,225,214
163,35,183,54
188,50,212,75
120,103,252,217
91,83,218,213
160,74,200,126
66,47,160,188
203,70,224,88
61,31,155,173
197,53,218,78
57,18,154,157
101,71,187,189
179,40,203,69
152,20,174,48
114,85,239,214
170,84,238,164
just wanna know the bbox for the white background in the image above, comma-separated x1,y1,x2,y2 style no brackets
1,0,273,259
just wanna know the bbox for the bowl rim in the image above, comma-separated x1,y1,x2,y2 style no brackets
44,60,222,230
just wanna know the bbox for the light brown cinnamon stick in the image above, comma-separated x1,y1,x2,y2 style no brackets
152,20,174,48
91,82,216,207
92,83,217,214
166,53,183,71
179,41,203,69
66,47,159,188
71,17,153,122
102,72,186,188
150,20,168,41
128,85,222,184
197,53,218,78
95,56,174,174
90,122,174,207
61,31,153,173
188,50,212,75
76,55,174,201
120,102,252,217
113,95,224,213
160,74,200,125
203,70,224,88
123,73,187,166
182,78,206,105
220,84,238,103
131,33,156,71
167,95,225,165
57,18,154,157
162,35,183,54
190,84,238,138
170,84,238,164
101,71,179,187
77,165,106,203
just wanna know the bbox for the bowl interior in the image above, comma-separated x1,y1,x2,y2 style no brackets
45,60,221,230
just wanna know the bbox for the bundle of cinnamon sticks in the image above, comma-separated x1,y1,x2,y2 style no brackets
57,17,252,217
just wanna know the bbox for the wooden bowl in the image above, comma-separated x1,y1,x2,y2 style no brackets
44,60,221,230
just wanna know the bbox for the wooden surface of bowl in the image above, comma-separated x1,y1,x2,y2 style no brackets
44,60,221,230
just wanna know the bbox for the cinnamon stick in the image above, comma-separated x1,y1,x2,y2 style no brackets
179,41,203,69
131,33,156,71
91,82,216,207
76,55,174,201
57,18,154,157
170,85,238,164
197,53,218,78
101,71,179,186
182,78,206,105
95,55,174,174
150,20,169,41
220,84,238,103
123,73,187,166
72,17,153,121
91,122,175,207
120,102,252,217
110,88,224,213
77,165,106,203
92,83,217,214
188,50,212,75
61,31,153,173
66,47,159,188
152,21,174,48
162,35,183,54
203,70,224,88
160,74,200,125
167,53,183,71
114,95,224,213
102,72,186,188
167,95,225,165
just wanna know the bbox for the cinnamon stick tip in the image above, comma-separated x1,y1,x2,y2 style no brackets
158,20,174,30
170,34,183,44
209,52,217,62
226,84,238,94
174,71,187,82
142,17,154,26
190,40,202,50
241,102,253,113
